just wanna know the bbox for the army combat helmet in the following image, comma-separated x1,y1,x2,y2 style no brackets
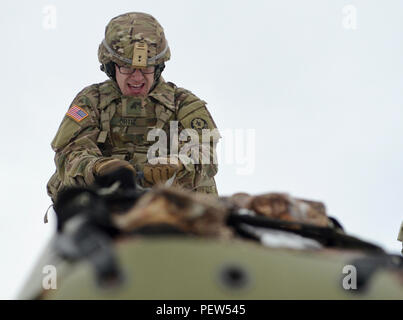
98,12,171,82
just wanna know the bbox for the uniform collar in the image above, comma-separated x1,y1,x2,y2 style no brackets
100,78,176,112
99,80,122,110
148,77,176,112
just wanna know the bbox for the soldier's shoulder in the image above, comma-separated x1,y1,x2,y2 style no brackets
51,80,117,151
70,83,100,111
167,83,218,131
74,80,114,103
169,82,205,109
72,80,121,115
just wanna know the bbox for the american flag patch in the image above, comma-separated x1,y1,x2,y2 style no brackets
66,105,89,122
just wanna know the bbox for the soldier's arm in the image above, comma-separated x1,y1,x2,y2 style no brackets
175,89,221,195
51,90,108,188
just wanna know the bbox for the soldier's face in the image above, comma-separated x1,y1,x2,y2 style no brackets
115,65,154,97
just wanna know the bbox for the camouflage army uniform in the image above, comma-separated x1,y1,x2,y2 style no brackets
47,12,220,202
47,77,219,201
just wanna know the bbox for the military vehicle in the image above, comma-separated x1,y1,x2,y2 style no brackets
18,169,403,299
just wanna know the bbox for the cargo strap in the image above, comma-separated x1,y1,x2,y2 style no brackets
97,105,116,144
227,213,385,253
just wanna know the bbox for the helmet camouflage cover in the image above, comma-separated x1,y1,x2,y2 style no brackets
98,12,171,68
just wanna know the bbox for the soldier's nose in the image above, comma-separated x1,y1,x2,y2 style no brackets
130,69,144,80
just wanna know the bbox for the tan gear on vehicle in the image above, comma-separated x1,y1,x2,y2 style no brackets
94,158,135,177
112,186,230,237
227,192,330,227
98,12,171,68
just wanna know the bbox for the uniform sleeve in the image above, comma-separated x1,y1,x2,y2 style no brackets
175,89,221,195
51,89,108,189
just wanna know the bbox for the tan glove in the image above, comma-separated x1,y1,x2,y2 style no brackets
93,158,136,177
143,156,183,185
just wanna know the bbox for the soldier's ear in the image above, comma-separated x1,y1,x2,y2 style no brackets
101,62,116,81
154,63,165,81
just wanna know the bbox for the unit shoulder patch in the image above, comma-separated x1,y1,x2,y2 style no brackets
190,118,208,130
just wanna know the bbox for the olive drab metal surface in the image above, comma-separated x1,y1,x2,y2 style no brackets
18,187,403,300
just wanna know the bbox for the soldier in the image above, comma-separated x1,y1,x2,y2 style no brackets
47,12,220,202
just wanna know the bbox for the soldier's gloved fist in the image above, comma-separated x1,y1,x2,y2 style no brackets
143,156,183,185
94,158,136,177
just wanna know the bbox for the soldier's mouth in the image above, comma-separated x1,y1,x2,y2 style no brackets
128,83,145,89
127,83,145,94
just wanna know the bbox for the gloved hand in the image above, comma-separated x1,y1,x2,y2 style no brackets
143,156,183,185
94,158,136,177
93,159,136,189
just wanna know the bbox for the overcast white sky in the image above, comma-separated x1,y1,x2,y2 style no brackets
1,0,402,299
